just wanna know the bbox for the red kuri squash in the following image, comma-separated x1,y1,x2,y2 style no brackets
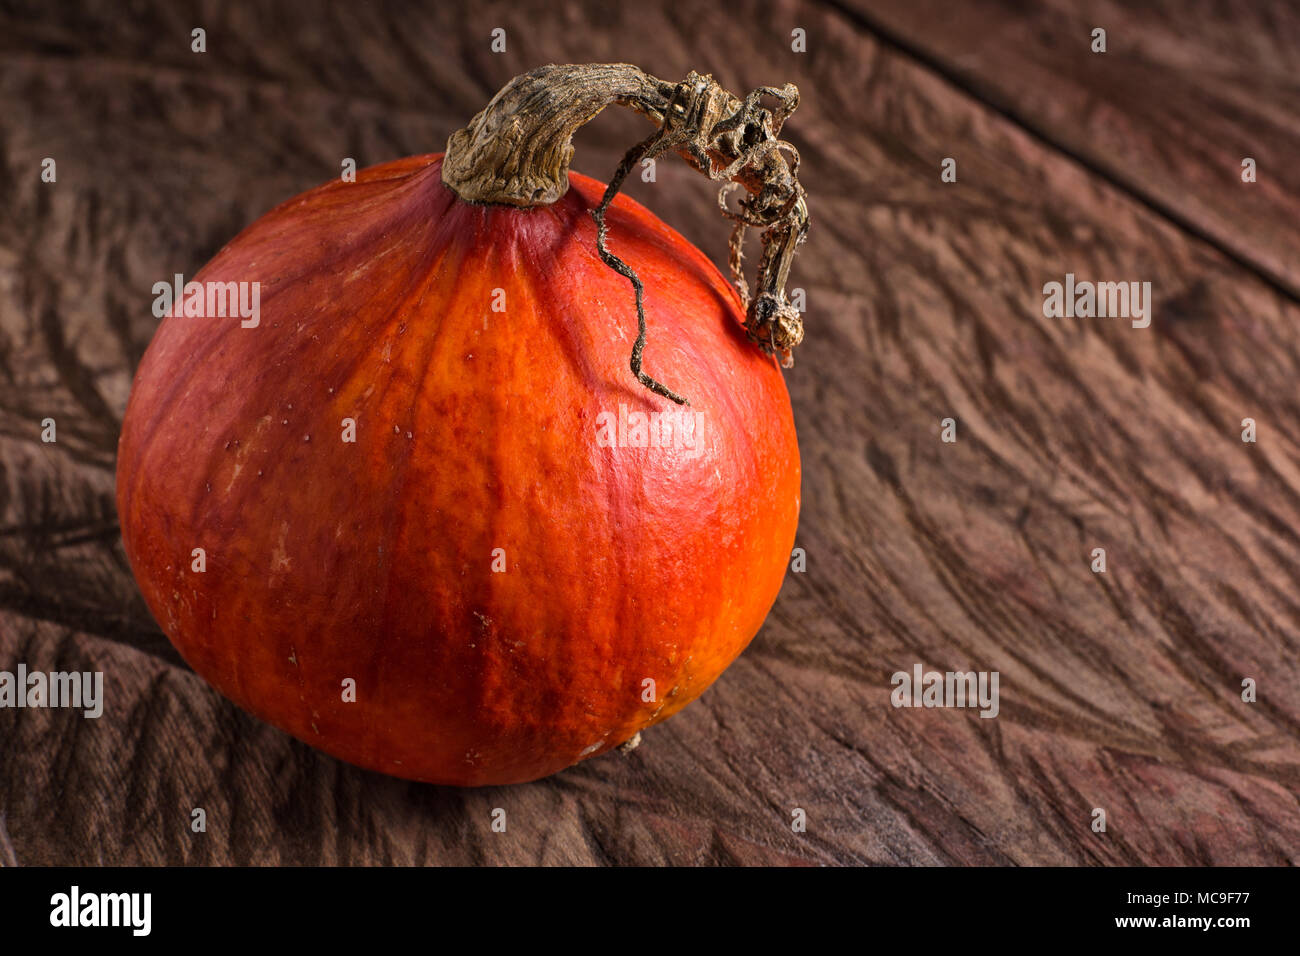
116,64,808,785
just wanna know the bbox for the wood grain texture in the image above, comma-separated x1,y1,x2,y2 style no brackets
839,0,1300,296
1,0,1298,865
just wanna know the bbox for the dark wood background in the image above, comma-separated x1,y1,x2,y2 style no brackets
2,0,1298,865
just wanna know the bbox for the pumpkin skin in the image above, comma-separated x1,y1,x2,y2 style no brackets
116,153,800,785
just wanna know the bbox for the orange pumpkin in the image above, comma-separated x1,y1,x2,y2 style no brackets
116,65,805,785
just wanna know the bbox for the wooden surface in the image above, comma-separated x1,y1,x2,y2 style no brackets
2,0,1298,865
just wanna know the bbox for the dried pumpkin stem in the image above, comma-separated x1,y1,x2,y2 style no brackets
442,63,809,404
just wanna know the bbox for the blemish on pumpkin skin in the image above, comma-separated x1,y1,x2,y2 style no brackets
224,462,243,493
651,690,679,719
270,521,292,572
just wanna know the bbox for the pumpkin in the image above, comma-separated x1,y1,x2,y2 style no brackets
116,64,809,785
